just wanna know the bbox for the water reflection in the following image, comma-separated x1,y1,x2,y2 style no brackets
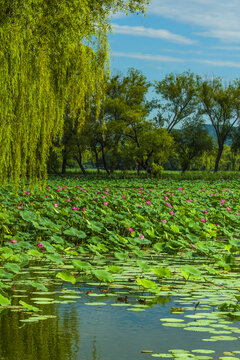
1,284,240,360
0,303,80,360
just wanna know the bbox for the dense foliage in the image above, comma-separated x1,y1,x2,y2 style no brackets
0,0,149,184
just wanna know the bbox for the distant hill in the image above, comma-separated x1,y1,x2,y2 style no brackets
203,124,234,145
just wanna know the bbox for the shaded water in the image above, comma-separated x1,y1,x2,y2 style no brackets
1,281,240,360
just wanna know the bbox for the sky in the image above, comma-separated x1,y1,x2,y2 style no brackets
108,0,240,83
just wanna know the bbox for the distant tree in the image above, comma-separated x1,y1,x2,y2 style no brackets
98,68,152,173
172,118,214,172
125,122,175,174
198,78,240,172
154,71,199,133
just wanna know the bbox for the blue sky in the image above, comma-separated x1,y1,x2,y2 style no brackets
108,0,240,83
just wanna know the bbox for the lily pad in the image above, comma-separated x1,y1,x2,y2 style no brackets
84,302,107,306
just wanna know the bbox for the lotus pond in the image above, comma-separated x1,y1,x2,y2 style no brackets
1,177,240,359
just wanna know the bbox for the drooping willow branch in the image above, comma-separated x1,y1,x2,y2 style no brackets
0,0,148,184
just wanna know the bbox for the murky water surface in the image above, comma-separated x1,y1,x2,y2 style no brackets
1,256,240,360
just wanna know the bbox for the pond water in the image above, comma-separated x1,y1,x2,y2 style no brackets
1,256,240,360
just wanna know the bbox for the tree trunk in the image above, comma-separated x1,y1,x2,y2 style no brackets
101,143,110,174
93,146,100,174
214,144,224,172
137,164,140,176
74,152,86,175
61,149,67,174
181,163,189,173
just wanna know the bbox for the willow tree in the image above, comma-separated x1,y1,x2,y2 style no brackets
0,0,149,184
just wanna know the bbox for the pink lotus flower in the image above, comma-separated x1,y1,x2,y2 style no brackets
200,218,206,222
146,200,151,205
10,239,18,244
38,242,43,248
127,227,134,233
103,202,108,206
139,234,144,239
203,210,208,213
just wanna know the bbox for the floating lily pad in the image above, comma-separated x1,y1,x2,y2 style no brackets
191,350,215,354
84,302,107,306
169,350,189,354
151,354,173,358
160,318,184,322
59,295,80,299
184,327,212,332
161,323,186,327
209,335,238,341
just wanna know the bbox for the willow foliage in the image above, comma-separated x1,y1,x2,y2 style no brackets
0,0,149,184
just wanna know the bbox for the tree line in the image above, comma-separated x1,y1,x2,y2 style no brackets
48,69,240,175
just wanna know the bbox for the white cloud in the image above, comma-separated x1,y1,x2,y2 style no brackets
112,51,184,62
197,30,240,43
111,23,196,44
148,0,240,43
112,51,240,68
212,46,240,51
199,59,240,68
